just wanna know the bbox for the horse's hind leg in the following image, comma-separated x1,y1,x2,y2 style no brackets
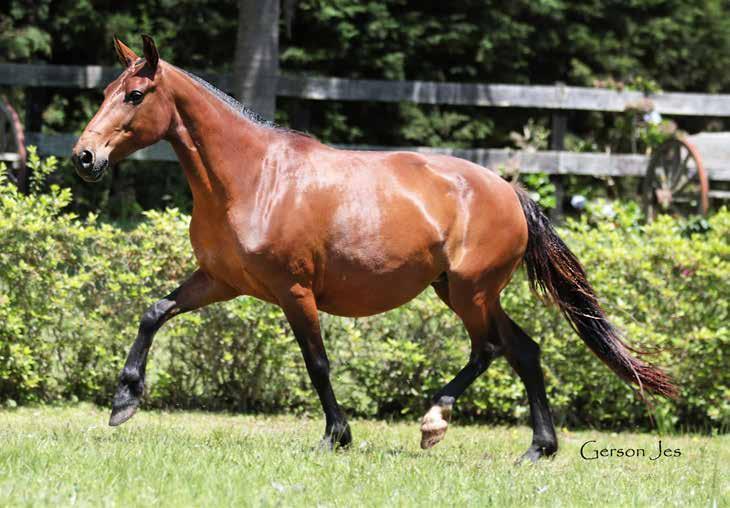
420,276,503,449
494,308,558,463
420,341,500,449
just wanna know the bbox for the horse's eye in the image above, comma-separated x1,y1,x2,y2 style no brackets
126,90,144,105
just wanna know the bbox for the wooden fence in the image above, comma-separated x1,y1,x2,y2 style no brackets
3,62,730,183
4,63,730,115
22,132,656,178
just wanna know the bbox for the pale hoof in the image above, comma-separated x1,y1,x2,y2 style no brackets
420,404,451,449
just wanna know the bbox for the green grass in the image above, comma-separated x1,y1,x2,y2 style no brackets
0,405,727,507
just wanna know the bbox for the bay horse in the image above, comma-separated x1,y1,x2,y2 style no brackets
72,36,676,463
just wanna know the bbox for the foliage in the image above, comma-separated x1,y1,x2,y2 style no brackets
1,158,728,432
283,1,730,91
0,0,238,69
280,0,730,153
5,1,730,220
399,103,494,149
636,118,677,151
519,172,557,210
564,133,600,154
509,119,550,152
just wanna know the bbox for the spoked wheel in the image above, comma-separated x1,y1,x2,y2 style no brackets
643,138,709,220
0,97,27,191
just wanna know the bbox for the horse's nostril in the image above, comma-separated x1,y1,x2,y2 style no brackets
79,150,94,166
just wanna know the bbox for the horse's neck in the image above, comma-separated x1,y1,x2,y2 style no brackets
165,70,270,208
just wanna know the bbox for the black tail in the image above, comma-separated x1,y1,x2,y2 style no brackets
515,186,677,399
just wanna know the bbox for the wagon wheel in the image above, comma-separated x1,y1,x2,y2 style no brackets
642,138,709,220
0,97,27,192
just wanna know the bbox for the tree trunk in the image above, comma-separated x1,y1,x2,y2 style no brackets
233,0,280,121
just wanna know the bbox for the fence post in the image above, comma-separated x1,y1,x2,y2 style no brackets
289,99,311,132
550,107,567,220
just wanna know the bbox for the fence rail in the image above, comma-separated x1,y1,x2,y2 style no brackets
19,132,727,181
5,63,730,184
17,131,730,181
3,63,730,116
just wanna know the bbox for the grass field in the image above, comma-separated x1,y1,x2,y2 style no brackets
0,405,727,507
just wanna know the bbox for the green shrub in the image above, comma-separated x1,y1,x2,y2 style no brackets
1,155,727,431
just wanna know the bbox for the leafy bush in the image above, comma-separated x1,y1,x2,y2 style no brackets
1,156,727,431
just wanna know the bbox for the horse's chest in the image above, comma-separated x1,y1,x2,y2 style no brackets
188,210,278,301
189,213,244,281
189,211,222,259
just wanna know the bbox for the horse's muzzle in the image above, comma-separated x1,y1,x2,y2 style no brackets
72,148,108,182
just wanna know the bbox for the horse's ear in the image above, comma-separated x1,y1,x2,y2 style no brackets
113,36,138,68
141,34,159,74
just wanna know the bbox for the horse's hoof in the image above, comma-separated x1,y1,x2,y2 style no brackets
317,437,335,451
109,380,143,427
109,401,139,426
420,404,451,449
334,423,353,448
515,444,557,465
320,422,352,450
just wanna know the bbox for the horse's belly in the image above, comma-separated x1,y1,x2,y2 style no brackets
316,201,447,317
316,257,442,317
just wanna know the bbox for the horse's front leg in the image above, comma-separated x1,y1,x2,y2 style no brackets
109,269,237,426
279,285,351,449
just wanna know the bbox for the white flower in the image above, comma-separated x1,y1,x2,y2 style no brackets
601,203,616,218
570,195,587,210
644,109,662,125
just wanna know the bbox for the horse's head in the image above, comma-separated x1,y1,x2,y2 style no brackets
72,35,174,182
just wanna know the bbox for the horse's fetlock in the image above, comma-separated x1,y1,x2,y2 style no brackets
436,395,455,409
139,310,161,334
325,420,351,448
534,438,558,455
473,355,491,373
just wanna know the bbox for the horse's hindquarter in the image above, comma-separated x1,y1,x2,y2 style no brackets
421,153,529,280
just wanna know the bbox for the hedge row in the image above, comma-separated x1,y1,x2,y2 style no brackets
1,156,727,430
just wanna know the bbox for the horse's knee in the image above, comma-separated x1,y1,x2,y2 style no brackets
308,355,331,383
468,355,489,376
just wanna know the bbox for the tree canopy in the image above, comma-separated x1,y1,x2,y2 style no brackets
3,0,730,216
5,1,729,90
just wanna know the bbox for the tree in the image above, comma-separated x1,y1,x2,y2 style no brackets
233,0,280,120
